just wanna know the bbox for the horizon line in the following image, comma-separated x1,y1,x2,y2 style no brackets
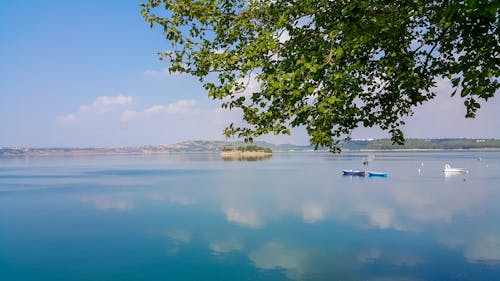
1,137,499,149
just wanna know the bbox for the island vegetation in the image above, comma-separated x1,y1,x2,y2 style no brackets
222,145,272,153
221,145,272,160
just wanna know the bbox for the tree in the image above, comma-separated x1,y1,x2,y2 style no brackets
141,0,499,152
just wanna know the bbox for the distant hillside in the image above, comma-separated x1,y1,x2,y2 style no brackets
1,138,499,157
250,141,315,152
156,140,315,152
363,138,500,150
0,140,315,157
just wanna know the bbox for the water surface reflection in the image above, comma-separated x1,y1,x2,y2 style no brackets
1,152,499,280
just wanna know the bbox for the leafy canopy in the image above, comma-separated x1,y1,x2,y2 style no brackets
141,0,499,152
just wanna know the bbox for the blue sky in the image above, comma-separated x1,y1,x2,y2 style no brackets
1,1,498,147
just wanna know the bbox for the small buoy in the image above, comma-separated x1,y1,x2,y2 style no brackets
418,168,421,173
421,162,424,166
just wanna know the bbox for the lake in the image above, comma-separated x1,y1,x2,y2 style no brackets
1,151,500,281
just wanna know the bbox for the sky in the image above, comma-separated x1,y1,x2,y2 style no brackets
0,1,499,147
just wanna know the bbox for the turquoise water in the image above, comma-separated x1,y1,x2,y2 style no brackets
1,152,500,281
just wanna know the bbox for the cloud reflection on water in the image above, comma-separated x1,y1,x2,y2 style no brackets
224,207,262,229
207,165,500,267
68,153,500,279
249,242,312,281
209,238,244,255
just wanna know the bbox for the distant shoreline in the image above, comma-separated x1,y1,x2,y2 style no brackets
1,149,499,158
360,148,500,152
2,139,500,157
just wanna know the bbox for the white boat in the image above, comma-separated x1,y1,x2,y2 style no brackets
443,164,468,173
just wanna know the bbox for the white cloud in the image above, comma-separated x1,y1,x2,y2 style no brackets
224,207,262,229
438,231,500,262
367,208,393,229
53,92,310,146
143,68,170,77
209,238,244,254
145,99,198,115
301,203,324,223
249,242,310,280
57,114,77,123
57,95,134,122
57,95,200,127
249,242,307,269
92,95,133,107
79,95,134,113
53,95,244,146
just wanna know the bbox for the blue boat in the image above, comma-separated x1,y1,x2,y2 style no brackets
368,171,388,177
342,170,366,176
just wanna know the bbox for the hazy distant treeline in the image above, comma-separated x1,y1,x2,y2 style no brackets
362,139,500,150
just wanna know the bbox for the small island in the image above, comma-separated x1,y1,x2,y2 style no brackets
220,145,272,160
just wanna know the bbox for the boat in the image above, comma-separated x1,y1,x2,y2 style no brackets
342,170,366,176
443,164,468,173
368,171,388,177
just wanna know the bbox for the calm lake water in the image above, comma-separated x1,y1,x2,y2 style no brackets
1,152,500,281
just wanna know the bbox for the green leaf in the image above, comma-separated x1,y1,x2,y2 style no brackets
141,0,500,153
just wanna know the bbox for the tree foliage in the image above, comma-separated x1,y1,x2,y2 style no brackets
141,0,499,152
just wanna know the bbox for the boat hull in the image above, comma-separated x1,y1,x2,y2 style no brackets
342,170,366,176
443,168,467,173
443,164,468,173
368,172,388,177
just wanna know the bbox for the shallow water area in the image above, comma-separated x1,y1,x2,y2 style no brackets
1,151,500,281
